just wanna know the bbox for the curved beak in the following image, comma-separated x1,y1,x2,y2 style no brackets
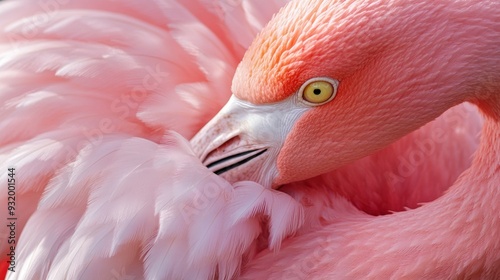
190,95,308,188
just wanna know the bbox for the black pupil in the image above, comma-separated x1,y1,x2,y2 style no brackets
313,88,322,95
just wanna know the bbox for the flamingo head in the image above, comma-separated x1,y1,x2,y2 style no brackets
191,0,486,188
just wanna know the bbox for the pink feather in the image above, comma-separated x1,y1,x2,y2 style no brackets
0,0,497,279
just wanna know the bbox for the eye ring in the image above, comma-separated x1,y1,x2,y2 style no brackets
298,77,339,106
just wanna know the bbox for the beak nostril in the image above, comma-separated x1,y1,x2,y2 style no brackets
202,135,241,163
199,132,267,176
213,149,267,175
206,149,260,169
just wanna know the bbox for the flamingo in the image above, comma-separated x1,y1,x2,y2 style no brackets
0,0,498,279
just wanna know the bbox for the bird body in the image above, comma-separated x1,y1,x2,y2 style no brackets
241,113,500,279
197,0,500,278
0,0,498,279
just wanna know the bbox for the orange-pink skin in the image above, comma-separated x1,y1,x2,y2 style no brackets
231,0,500,278
232,0,498,186
0,0,498,278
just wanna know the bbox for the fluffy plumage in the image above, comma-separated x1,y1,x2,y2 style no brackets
0,0,498,279
0,0,294,278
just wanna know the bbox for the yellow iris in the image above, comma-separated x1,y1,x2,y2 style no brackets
302,80,335,104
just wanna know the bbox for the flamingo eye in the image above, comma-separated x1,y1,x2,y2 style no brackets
300,77,338,105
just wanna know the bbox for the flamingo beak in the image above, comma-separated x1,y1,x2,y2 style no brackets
190,95,308,187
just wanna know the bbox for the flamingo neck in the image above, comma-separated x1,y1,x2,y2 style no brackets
325,98,500,278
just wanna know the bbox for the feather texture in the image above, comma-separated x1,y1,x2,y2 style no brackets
0,0,495,279
0,0,292,279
